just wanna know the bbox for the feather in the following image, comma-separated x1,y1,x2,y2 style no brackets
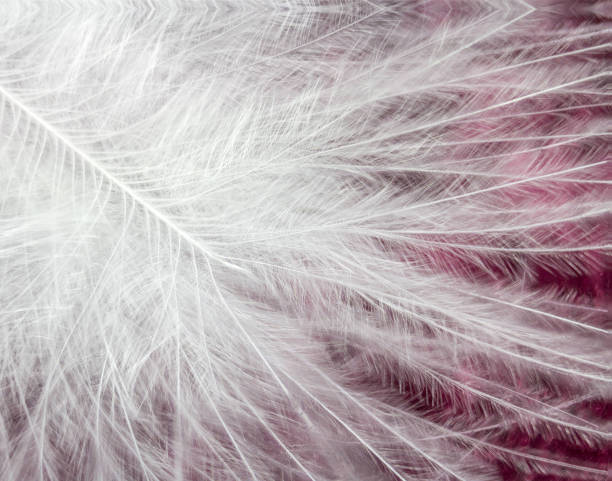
0,1,610,480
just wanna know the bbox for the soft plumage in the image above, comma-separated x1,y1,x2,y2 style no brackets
0,1,610,480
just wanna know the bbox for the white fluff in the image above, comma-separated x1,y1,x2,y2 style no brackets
0,1,610,480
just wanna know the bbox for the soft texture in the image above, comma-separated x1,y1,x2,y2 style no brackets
0,1,610,480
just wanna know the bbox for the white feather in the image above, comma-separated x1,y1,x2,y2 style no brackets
0,1,610,480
